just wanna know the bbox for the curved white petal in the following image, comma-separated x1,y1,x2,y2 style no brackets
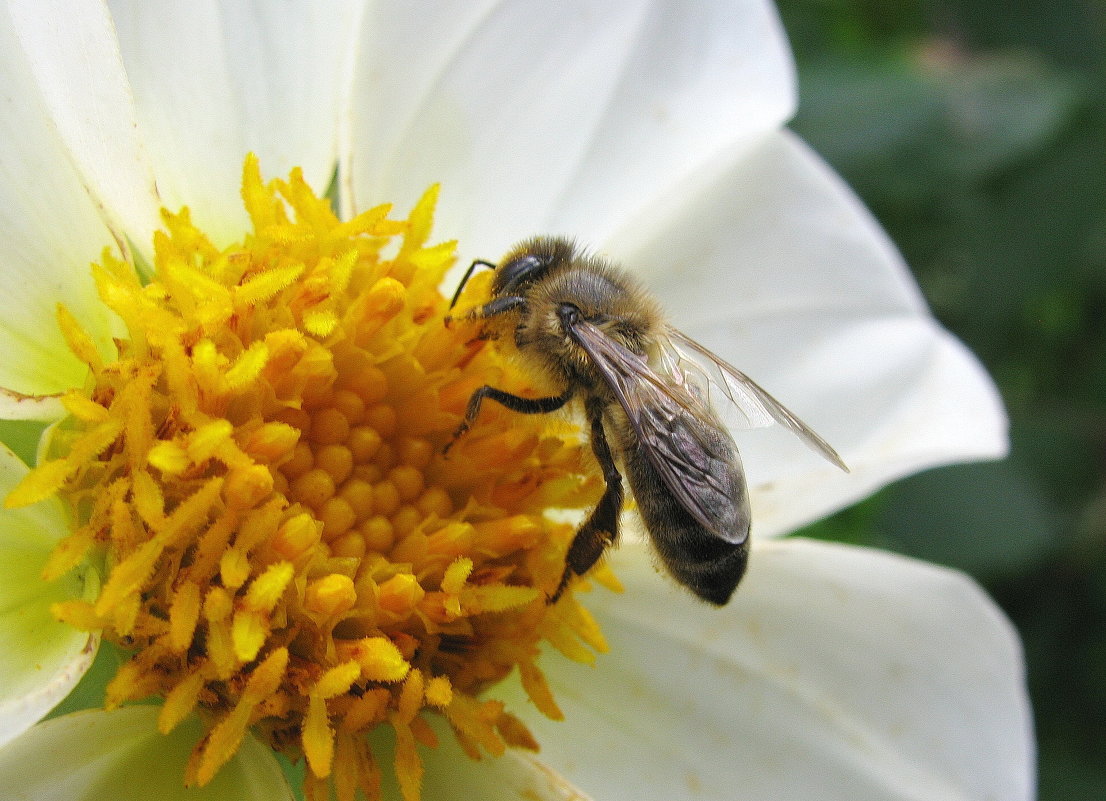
0,445,98,749
518,539,1033,801
8,0,163,262
0,5,123,400
108,0,363,245
345,0,795,258
424,750,592,801
366,716,593,801
0,390,67,424
606,131,1007,534
0,706,294,800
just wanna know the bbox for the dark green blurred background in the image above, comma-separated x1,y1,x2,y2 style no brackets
778,1,1106,797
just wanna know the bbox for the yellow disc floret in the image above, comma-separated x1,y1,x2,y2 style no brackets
7,156,612,801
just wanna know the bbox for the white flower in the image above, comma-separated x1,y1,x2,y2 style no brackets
0,2,1031,800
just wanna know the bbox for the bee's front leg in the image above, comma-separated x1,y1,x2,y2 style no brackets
444,295,526,329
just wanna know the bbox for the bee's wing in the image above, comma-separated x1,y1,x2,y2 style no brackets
662,325,849,472
569,319,747,543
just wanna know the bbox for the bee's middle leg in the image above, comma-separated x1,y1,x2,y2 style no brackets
445,385,574,452
551,398,623,602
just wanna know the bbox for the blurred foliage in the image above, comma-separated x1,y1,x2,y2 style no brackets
780,1,1106,797
0,419,47,466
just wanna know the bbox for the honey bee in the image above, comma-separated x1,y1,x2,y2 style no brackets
446,237,847,605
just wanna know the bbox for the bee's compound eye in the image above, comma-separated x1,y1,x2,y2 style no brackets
495,254,545,294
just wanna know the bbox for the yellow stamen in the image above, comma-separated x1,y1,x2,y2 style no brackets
56,303,104,372
159,668,207,734
194,647,290,786
11,156,613,800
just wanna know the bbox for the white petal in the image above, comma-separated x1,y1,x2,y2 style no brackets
606,131,1007,533
425,751,593,801
346,0,795,258
0,445,98,749
8,0,163,262
368,716,593,801
108,0,363,245
0,706,294,800
0,390,66,423
519,539,1033,801
0,4,124,400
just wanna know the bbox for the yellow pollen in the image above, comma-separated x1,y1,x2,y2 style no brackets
9,155,611,801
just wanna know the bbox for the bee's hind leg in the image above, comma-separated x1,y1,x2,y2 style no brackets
550,398,623,602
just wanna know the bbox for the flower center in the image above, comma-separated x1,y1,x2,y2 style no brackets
7,156,611,801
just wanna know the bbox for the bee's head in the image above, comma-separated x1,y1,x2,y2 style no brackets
493,237,576,298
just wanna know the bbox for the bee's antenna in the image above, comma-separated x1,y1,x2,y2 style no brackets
448,259,497,310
